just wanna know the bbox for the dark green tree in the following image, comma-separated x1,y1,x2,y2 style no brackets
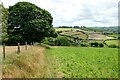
7,2,57,44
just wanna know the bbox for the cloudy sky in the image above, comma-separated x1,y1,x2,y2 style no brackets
1,0,119,27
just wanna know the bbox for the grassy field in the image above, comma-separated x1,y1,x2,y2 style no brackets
55,28,75,31
45,47,118,78
55,28,115,40
80,27,103,32
108,34,119,39
2,45,119,78
2,27,119,78
61,31,88,40
105,40,119,47
55,28,88,40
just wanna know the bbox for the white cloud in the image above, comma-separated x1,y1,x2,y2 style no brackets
1,0,119,27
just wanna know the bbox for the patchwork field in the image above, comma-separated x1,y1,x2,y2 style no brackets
60,31,88,40
55,28,115,40
55,28,75,31
45,47,118,78
88,33,114,40
105,40,119,47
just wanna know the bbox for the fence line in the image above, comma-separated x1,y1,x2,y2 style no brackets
2,42,33,60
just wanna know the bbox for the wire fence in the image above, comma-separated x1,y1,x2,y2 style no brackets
2,42,33,60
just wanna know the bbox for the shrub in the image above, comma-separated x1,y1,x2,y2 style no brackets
118,36,120,40
55,36,70,46
57,31,63,34
90,42,104,47
99,43,104,47
80,43,89,47
90,42,99,47
108,44,119,48
41,37,56,46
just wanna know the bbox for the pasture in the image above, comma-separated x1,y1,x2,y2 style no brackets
55,28,75,31
105,40,119,47
60,31,88,40
88,33,114,40
55,28,115,40
2,45,119,78
45,47,118,78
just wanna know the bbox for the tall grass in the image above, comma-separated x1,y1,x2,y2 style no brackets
2,46,49,78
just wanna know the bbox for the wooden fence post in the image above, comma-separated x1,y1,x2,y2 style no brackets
25,42,27,50
3,43,5,60
30,42,33,46
33,42,34,45
17,43,20,53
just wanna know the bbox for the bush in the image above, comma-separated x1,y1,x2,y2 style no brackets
90,42,104,47
57,31,63,34
80,43,89,47
41,37,56,46
99,43,104,47
108,44,119,48
118,36,120,40
90,42,99,47
55,36,70,46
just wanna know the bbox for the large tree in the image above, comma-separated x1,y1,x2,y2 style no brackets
7,2,57,44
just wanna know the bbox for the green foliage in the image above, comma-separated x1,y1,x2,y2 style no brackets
45,47,118,78
90,42,104,47
42,36,72,46
57,30,62,34
55,36,70,46
98,43,104,47
41,37,56,46
118,36,120,39
7,2,57,44
80,43,89,47
108,44,119,48
1,4,9,43
105,40,119,48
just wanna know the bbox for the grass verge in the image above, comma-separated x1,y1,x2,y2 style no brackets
2,46,49,78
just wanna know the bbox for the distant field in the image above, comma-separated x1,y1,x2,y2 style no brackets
55,28,115,40
105,40,119,47
88,40,104,44
61,31,88,40
80,27,103,32
108,34,119,39
55,28,75,31
45,47,118,78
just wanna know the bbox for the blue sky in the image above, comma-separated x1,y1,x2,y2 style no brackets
1,0,119,27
